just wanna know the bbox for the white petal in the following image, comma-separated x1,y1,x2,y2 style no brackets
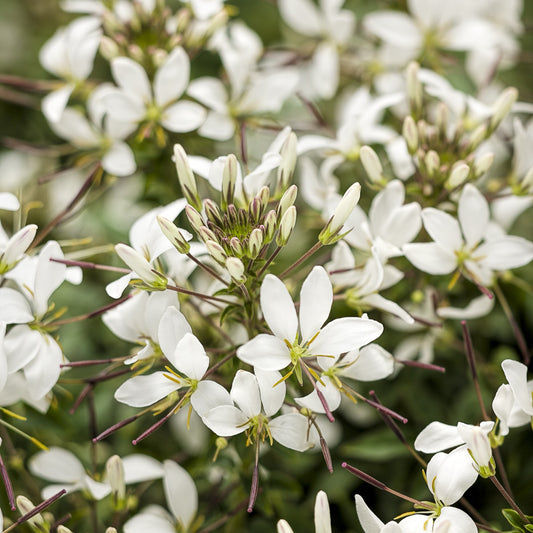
314,490,332,533
190,380,232,416
111,57,151,103
501,359,533,416
414,421,463,453
236,334,291,371
363,293,414,324
122,455,164,484
160,101,206,133
341,344,394,381
154,47,189,108
0,288,33,323
436,506,478,533
187,77,228,112
260,275,298,342
354,495,385,533
363,11,422,48
34,241,67,317
105,273,132,299
476,236,533,270
124,510,175,533
278,0,323,36
230,370,261,418
437,294,494,320
422,208,463,251
255,369,285,417
42,84,75,123
171,333,209,380
198,111,235,141
29,447,85,483
403,242,457,274
277,519,295,533
0,192,19,211
269,413,311,451
4,325,40,374
458,185,489,248
101,90,146,123
202,405,248,436
163,460,197,529
84,476,112,500
114,372,180,407
311,317,383,356
311,42,339,100
102,141,136,176
295,376,341,414
299,266,333,344
24,334,62,400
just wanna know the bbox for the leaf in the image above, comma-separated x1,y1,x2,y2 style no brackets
502,508,527,531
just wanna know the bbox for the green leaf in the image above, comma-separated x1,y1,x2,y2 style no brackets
502,508,527,531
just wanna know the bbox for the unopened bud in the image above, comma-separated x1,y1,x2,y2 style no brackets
16,495,45,527
264,210,277,242
473,152,494,177
402,116,418,154
222,154,238,209
174,144,202,211
277,184,298,219
248,228,264,259
229,237,244,256
457,422,495,478
319,183,360,245
204,199,223,225
424,150,440,177
106,455,126,504
522,167,533,192
185,205,204,233
435,102,448,137
276,205,297,246
406,62,422,115
99,36,120,61
446,163,470,189
468,124,488,151
490,87,518,130
277,131,298,190
360,146,383,183
115,244,167,289
205,240,227,264
157,216,191,254
58,526,74,533
105,529,118,533
0,224,37,272
226,257,246,284
197,226,218,243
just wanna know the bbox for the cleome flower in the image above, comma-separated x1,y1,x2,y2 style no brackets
236,266,383,383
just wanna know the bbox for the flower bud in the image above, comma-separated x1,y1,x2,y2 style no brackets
229,237,244,257
157,216,191,254
222,154,238,209
0,224,37,272
435,102,448,137
276,205,297,246
250,186,269,222
105,529,118,533
226,257,246,284
58,526,74,533
115,244,167,289
406,61,422,115
473,152,494,177
174,144,202,211
402,116,418,154
248,228,264,259
446,163,470,189
197,225,218,243
319,183,360,245
264,210,277,242
16,495,45,527
277,131,298,190
106,455,126,504
206,240,227,264
277,184,298,219
490,87,518,130
468,124,488,151
360,146,383,184
204,199,223,225
185,205,204,233
424,150,440,177
99,36,120,61
457,422,495,478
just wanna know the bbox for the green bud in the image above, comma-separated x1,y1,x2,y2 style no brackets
277,131,298,190
226,257,246,284
277,184,298,219
319,183,360,245
277,205,297,246
206,240,227,264
424,150,440,177
185,205,204,234
468,124,488,151
360,146,384,184
490,87,518,130
222,154,238,209
264,210,277,242
198,226,218,243
473,152,494,177
174,144,202,211
229,237,244,257
204,199,223,225
106,455,126,504
157,216,191,254
248,228,264,259
446,163,470,189
99,36,120,61
115,244,167,290
435,102,448,137
406,61,422,115
402,116,418,154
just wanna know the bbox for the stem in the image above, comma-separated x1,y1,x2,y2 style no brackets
49,257,130,273
279,241,323,279
492,446,514,500
461,321,490,421
493,282,530,365
257,245,282,278
166,283,234,305
489,475,530,524
29,164,101,250
186,252,230,286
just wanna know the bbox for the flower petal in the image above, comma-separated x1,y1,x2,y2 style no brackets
458,184,489,248
260,275,298,342
190,380,231,416
29,447,85,483
255,369,285,417
154,47,189,108
269,413,311,451
414,421,463,453
171,333,209,380
422,208,463,251
0,288,33,324
230,370,261,418
111,57,151,103
341,344,394,381
236,334,291,371
299,266,333,344
403,242,457,274
201,405,249,436
501,359,533,416
114,372,180,407
160,101,206,133
354,494,385,533
476,236,533,271
163,460,197,529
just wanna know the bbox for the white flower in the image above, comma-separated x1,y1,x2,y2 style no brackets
193,369,311,452
0,224,37,275
277,490,332,533
403,184,533,286
123,460,197,533
39,17,102,122
101,48,206,134
355,493,477,533
236,266,383,378
498,359,533,423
